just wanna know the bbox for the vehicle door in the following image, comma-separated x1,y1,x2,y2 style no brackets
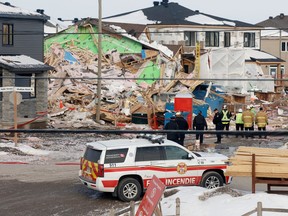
135,146,165,188
162,145,200,187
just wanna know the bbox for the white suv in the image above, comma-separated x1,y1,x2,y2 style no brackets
79,135,231,202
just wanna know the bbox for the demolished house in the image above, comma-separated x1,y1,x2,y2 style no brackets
44,16,288,129
44,18,194,128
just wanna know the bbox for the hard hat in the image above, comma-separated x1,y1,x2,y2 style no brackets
246,105,250,109
238,108,243,113
223,105,227,109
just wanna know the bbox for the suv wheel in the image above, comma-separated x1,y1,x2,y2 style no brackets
117,178,142,202
201,171,224,189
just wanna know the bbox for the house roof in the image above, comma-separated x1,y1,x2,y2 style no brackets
0,2,49,20
256,13,288,29
103,2,255,27
245,50,285,63
102,21,147,39
0,55,53,72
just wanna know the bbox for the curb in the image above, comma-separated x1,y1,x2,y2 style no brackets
0,162,79,165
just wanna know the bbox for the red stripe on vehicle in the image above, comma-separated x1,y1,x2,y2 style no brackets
105,165,226,173
102,180,119,188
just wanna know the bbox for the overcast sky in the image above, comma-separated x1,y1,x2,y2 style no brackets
6,0,288,24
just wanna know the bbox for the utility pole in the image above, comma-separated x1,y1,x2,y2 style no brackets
96,0,102,122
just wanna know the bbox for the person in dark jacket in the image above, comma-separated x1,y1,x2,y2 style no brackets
175,112,189,145
213,108,223,143
164,116,179,143
193,111,208,144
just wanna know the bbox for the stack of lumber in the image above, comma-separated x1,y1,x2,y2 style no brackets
225,146,288,178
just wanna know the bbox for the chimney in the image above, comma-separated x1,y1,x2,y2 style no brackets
195,10,200,14
269,16,273,19
73,18,79,23
4,2,11,6
280,13,285,19
153,1,159,6
36,9,44,14
161,0,169,7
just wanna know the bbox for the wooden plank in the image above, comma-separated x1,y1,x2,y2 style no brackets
237,146,288,156
225,165,288,178
229,155,288,164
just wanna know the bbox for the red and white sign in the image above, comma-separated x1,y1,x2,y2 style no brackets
136,175,166,216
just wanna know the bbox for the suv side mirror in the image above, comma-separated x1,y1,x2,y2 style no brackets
188,154,194,160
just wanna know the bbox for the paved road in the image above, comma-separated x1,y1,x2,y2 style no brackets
0,164,127,216
0,163,277,216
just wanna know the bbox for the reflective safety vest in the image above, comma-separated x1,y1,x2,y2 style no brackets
235,113,244,124
221,110,230,124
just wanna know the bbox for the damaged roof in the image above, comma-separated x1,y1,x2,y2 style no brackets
0,55,53,72
103,2,255,27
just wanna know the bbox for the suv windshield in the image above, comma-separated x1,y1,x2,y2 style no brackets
84,147,102,163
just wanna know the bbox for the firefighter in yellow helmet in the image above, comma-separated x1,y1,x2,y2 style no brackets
242,105,254,139
255,107,268,139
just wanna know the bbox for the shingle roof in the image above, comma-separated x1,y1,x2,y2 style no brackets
256,13,288,29
0,2,49,20
104,2,255,27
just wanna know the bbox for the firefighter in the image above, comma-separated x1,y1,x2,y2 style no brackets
221,105,232,137
255,107,268,139
234,108,244,138
242,105,254,139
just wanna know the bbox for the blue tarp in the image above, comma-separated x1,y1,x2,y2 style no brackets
64,51,78,64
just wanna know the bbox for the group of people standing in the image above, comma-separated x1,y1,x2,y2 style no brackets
235,105,268,139
164,112,189,145
215,104,268,142
164,104,268,146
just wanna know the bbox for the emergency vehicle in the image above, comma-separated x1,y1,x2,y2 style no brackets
79,135,232,202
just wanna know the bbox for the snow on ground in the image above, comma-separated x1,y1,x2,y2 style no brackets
1,133,288,216
161,186,288,216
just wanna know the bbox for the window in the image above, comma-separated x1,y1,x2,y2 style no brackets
281,41,288,52
15,74,35,99
164,146,190,160
269,65,285,78
205,32,219,47
135,146,163,161
105,149,128,163
184,31,196,46
224,32,231,47
243,32,255,47
2,24,14,45
84,148,102,163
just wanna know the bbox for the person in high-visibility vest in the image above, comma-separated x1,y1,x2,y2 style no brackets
242,105,254,139
234,108,244,138
255,107,268,139
221,105,232,137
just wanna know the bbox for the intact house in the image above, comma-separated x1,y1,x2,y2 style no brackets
257,13,288,90
0,2,53,128
103,1,285,96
